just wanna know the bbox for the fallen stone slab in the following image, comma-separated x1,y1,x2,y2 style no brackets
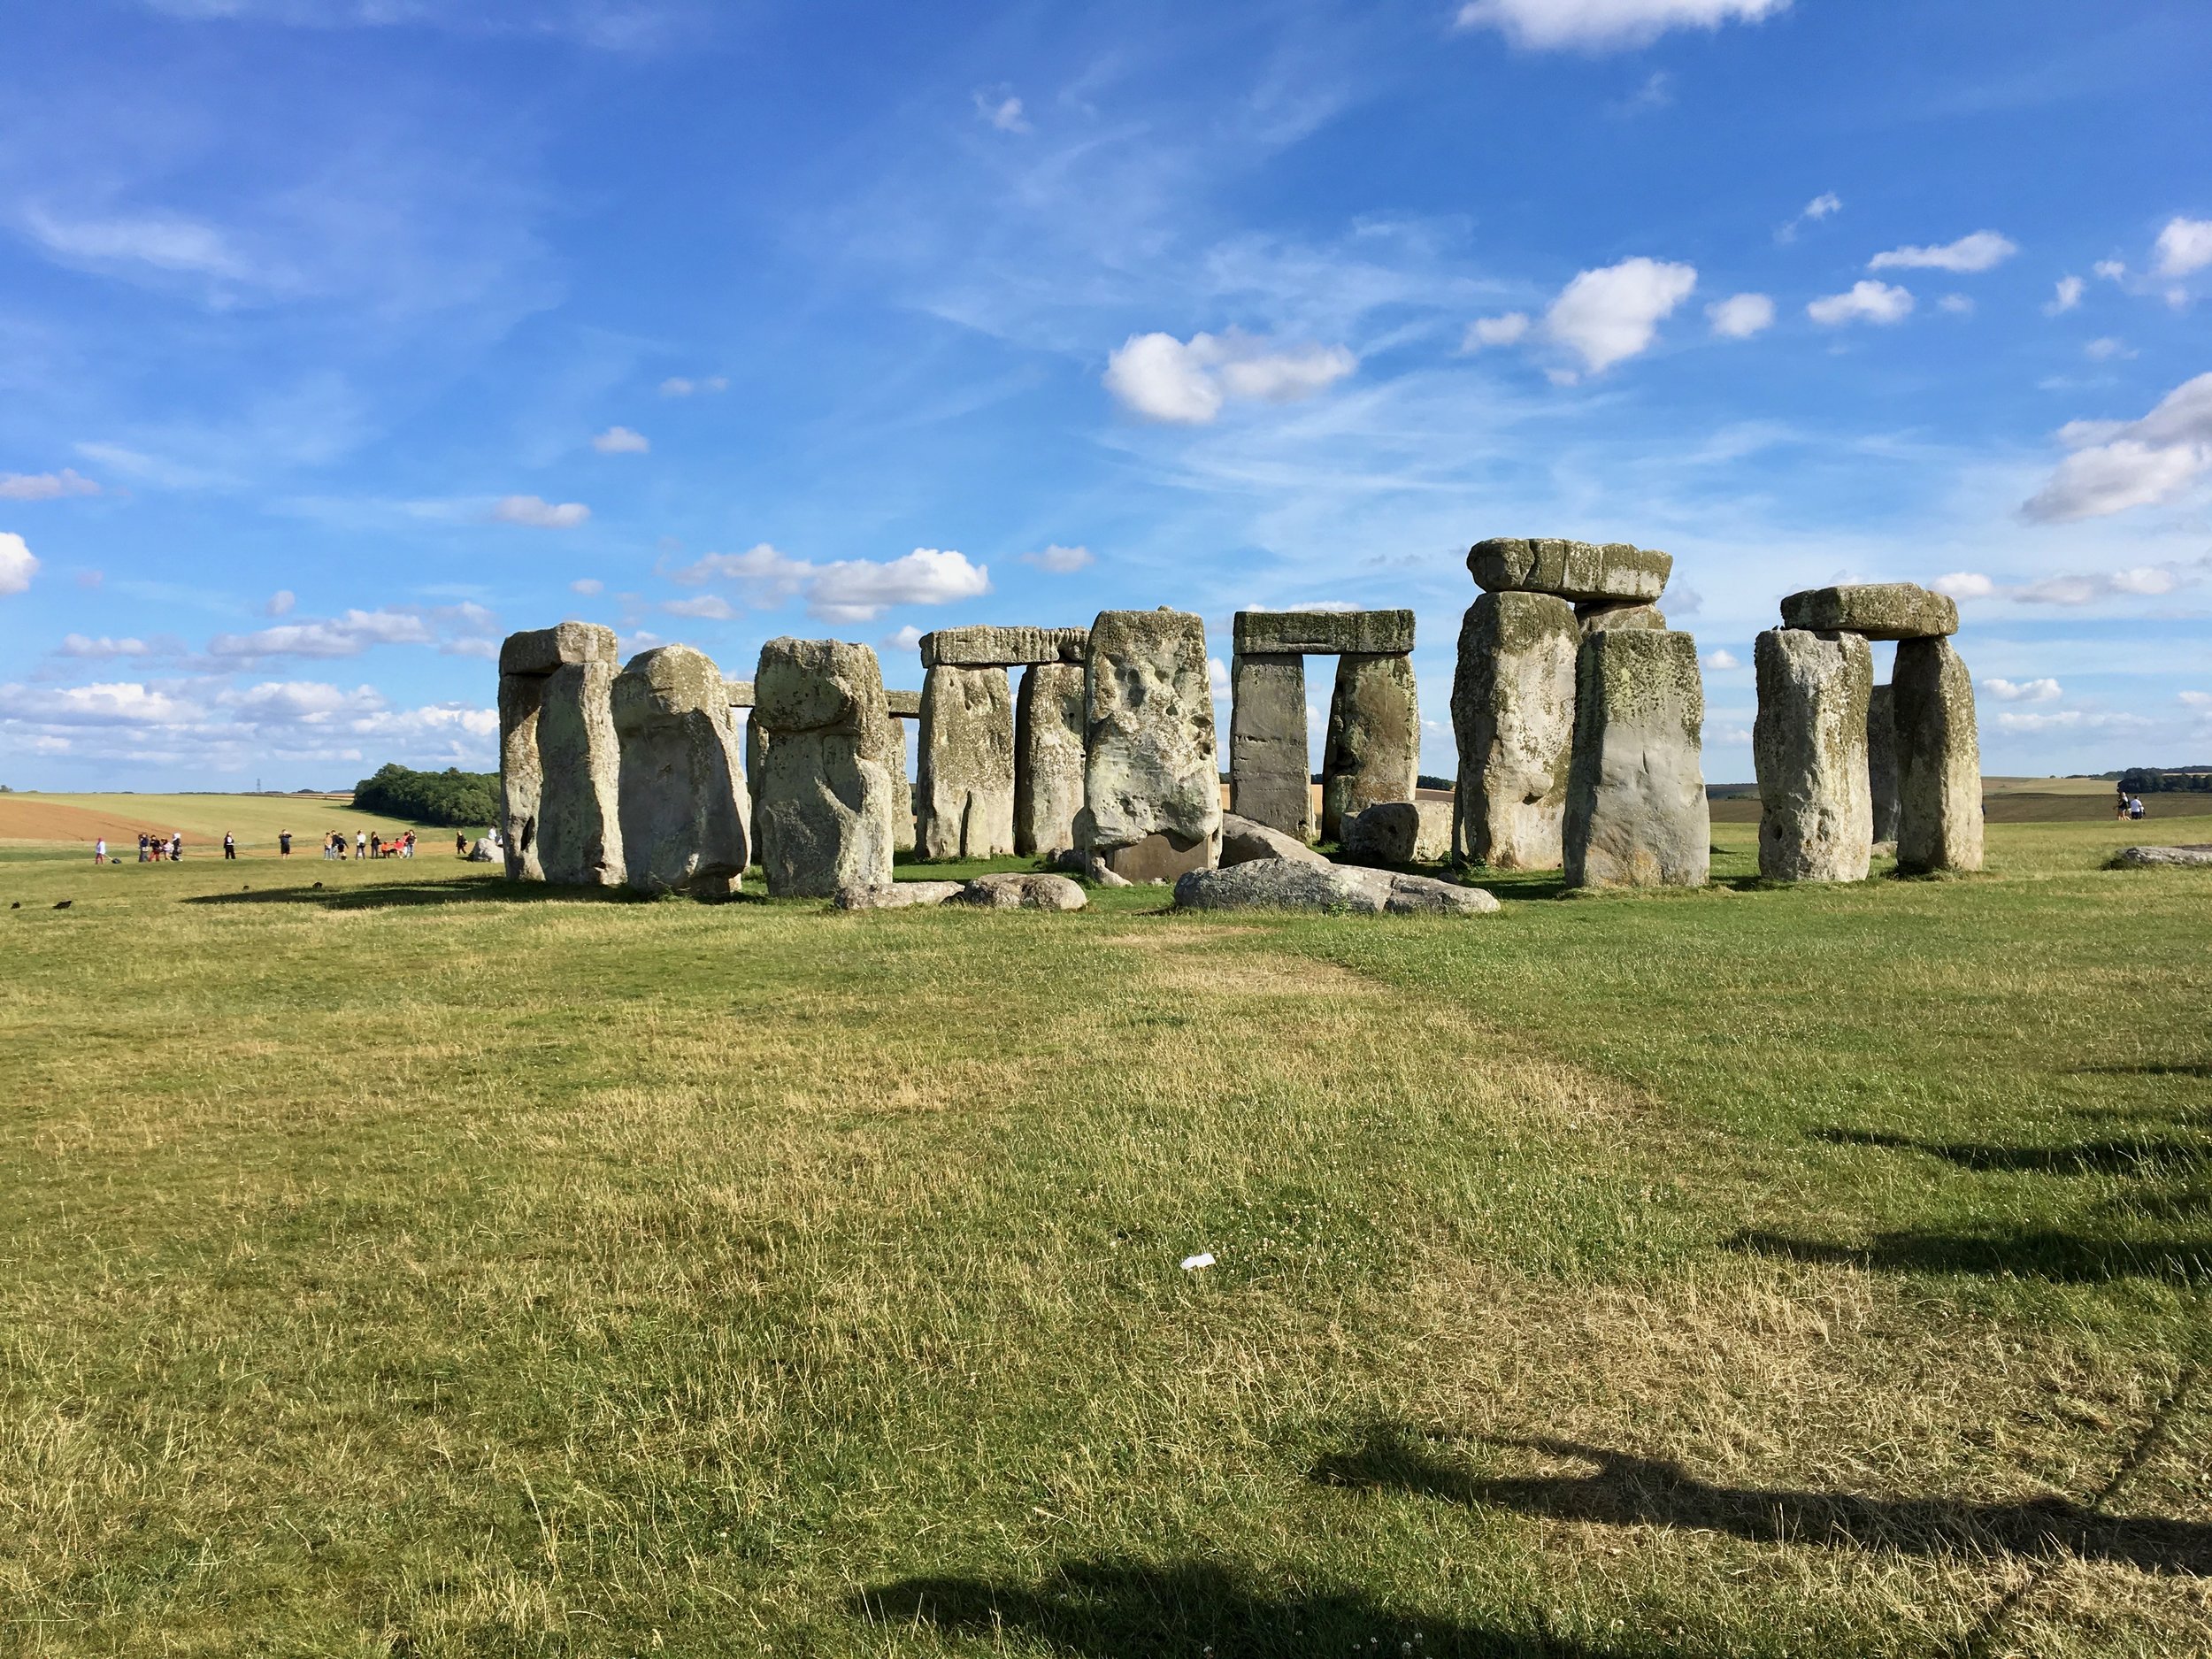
885,689,921,718
2111,845,2212,868
948,872,1088,910
920,625,1087,669
834,879,965,910
1220,812,1330,866
499,621,619,679
1469,538,1671,604
1754,628,1872,882
1340,800,1452,864
1050,848,1136,886
1172,859,1499,916
1779,583,1958,641
1232,609,1416,657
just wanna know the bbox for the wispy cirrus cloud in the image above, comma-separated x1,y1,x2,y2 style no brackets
0,468,102,502
1453,0,1788,51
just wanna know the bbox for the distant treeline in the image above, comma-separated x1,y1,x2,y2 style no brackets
2115,768,2212,795
351,764,498,826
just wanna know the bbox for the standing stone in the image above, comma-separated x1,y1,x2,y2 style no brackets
1015,661,1087,858
1451,592,1578,870
1228,652,1310,840
1867,684,1900,845
754,638,895,897
1079,609,1221,880
1563,629,1709,889
536,657,624,887
1321,653,1418,842
743,717,768,860
1893,637,1984,874
497,622,621,885
1754,629,1874,883
882,714,916,853
611,644,749,895
918,664,1015,858
497,672,546,881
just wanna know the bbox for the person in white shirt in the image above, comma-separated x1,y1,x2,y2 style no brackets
94,838,107,864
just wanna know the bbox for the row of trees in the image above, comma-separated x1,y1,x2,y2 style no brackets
2115,768,2212,795
351,764,499,826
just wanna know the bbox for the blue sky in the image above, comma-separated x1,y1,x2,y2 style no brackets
2,0,2208,790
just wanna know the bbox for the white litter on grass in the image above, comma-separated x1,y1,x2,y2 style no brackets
1180,1252,1215,1271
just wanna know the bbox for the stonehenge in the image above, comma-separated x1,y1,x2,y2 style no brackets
1014,659,1087,857
1867,683,1900,845
498,622,624,886
611,644,750,895
1893,636,1983,875
753,637,897,897
1754,628,1874,882
916,626,1086,860
1079,608,1222,881
1563,628,1709,889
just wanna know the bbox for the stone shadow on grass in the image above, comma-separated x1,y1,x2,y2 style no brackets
1730,1226,2212,1284
1812,1126,2210,1175
1310,1425,2212,1577
854,1555,1642,1657
183,879,761,910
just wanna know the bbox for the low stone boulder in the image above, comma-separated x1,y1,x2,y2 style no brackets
1173,859,1499,916
2111,844,2212,869
1340,801,1451,864
1220,812,1329,866
834,880,965,910
948,872,1088,910
467,837,501,863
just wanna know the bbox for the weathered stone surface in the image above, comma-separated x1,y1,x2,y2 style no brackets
948,872,1088,911
1228,652,1311,840
499,621,618,679
1780,583,1957,641
1754,628,1873,882
1232,609,1416,657
1451,592,1578,871
1893,636,1983,874
1340,800,1452,864
1220,811,1330,867
723,680,755,710
753,638,895,898
919,625,1087,669
535,659,625,887
884,689,921,718
743,716,766,858
835,879,964,910
1172,859,1500,915
1015,661,1087,858
1321,653,1418,842
1867,683,1900,844
1469,538,1671,604
467,835,501,863
611,645,750,895
2112,844,2212,868
1563,629,1709,889
1079,609,1221,879
871,697,915,855
918,664,1015,859
1577,601,1667,634
498,672,546,881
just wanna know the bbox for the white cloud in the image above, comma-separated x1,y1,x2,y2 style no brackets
571,577,604,595
658,375,728,397
1705,293,1774,340
880,625,926,653
1103,330,1356,424
22,204,258,283
661,594,736,620
2046,276,2085,315
973,89,1030,133
1807,280,1914,326
2154,217,2212,279
0,532,38,595
1462,312,1531,350
2084,337,2134,361
205,602,494,660
1543,257,1697,374
1932,572,1995,598
1993,709,2148,735
1701,649,1740,670
2023,373,2212,522
1868,231,2018,273
2017,565,2193,605
2180,690,2212,710
2094,259,2127,281
1777,191,1841,242
1020,543,1094,573
1938,293,1974,316
592,426,649,454
1453,0,1789,50
58,634,150,658
0,467,101,502
491,494,590,529
1207,656,1231,699
0,680,201,726
1980,676,2062,703
265,589,296,617
672,543,992,624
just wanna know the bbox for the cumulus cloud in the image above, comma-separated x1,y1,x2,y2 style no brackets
207,602,494,661
672,543,991,623
2023,373,2212,522
1706,293,1774,340
1453,0,1789,50
2047,276,2085,314
1104,330,1356,424
2095,259,2127,281
1777,191,1841,242
1980,677,2062,703
0,532,39,595
1543,257,1698,374
1462,312,1531,350
571,577,604,595
1701,649,1740,670
2016,565,2195,605
1020,543,1094,573
973,88,1029,133
880,625,926,653
1868,231,2017,273
2154,217,2212,278
58,634,150,658
265,589,296,617
592,426,649,454
1807,280,1914,326
658,375,728,397
1932,572,1995,598
1207,657,1231,699
492,494,589,529
662,594,736,620
0,467,100,501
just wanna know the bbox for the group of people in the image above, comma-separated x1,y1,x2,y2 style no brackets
2113,783,2148,821
90,833,188,864
92,827,419,861
316,828,417,860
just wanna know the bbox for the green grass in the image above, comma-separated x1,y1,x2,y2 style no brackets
2,818,2208,1656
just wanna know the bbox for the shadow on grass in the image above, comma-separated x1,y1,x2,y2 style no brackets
1812,1126,2209,1175
855,1556,1643,1657
1310,1424,2212,1577
1730,1227,2212,1285
183,878,758,910
2072,1062,2212,1079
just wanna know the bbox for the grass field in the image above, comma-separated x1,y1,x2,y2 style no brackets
3,811,2209,1656
0,792,481,856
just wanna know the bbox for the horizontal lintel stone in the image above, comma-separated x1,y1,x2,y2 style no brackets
499,621,619,678
1232,609,1415,656
723,680,755,709
1779,583,1959,641
919,625,1088,668
1468,537,1671,604
885,689,921,718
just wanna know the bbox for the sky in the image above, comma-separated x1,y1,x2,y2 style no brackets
1,0,2208,790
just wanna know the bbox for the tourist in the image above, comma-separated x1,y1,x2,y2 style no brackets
2130,796,2147,820
279,829,293,857
137,833,150,863
369,831,382,860
456,830,467,856
355,829,366,860
223,831,236,860
169,832,182,861
94,837,107,864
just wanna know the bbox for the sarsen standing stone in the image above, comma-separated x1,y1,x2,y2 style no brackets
611,645,749,895
1079,608,1221,880
1754,628,1872,883
1563,629,1709,888
755,638,896,898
